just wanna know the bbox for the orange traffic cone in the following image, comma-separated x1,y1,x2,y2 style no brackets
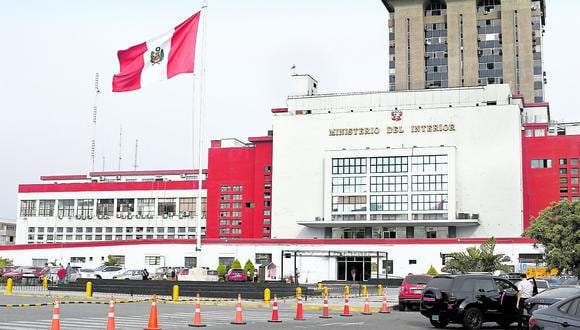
144,295,161,330
379,291,390,314
294,294,305,320
268,294,282,323
51,297,61,330
231,294,247,325
319,294,332,319
106,297,115,330
189,293,206,327
340,294,352,317
361,293,372,315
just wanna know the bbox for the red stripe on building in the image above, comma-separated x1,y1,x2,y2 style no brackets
18,180,206,193
40,175,88,181
0,237,536,251
89,169,205,177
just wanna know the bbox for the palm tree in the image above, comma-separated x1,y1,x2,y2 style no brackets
442,237,510,273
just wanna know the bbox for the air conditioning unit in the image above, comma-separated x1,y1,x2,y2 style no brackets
104,215,110,219
116,214,121,219
315,217,322,221
76,214,82,220
135,214,141,219
168,212,174,217
147,214,154,219
163,214,168,219
471,213,480,220
121,214,126,219
58,215,64,220
81,215,86,220
457,213,470,219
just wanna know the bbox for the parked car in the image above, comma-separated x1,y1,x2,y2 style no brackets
93,265,125,279
113,269,145,280
2,267,44,283
77,268,96,279
420,275,519,330
534,279,551,293
529,294,580,329
398,274,432,311
523,286,580,324
560,277,579,286
225,268,248,282
205,270,219,282
47,267,80,283
0,266,16,277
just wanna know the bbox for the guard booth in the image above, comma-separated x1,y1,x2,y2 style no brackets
280,250,388,282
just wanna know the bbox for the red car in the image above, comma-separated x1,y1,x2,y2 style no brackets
225,268,248,282
2,266,44,283
0,266,16,276
398,274,432,311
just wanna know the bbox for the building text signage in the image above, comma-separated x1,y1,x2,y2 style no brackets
328,124,456,137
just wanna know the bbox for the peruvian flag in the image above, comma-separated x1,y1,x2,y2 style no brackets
112,11,201,92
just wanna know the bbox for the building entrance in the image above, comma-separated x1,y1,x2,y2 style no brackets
337,256,371,281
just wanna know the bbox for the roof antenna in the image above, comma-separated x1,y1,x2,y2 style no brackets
133,139,139,171
91,73,100,171
291,64,296,75
118,125,123,171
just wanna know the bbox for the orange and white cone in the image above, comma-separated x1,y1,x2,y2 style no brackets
106,297,115,330
189,293,206,327
379,291,390,314
319,294,332,319
231,294,247,325
361,293,372,315
144,295,161,330
51,297,61,330
268,294,282,323
340,294,352,317
294,294,305,320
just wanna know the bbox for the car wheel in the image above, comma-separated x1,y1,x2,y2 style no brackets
463,307,483,330
95,275,102,279
430,319,449,328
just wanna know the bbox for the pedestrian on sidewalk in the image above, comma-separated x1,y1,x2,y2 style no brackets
57,265,66,285
65,262,72,284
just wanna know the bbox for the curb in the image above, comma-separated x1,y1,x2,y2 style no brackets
0,298,147,308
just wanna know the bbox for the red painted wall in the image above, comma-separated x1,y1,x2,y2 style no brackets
522,125,580,229
206,137,273,239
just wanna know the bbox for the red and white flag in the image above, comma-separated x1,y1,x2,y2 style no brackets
112,11,201,92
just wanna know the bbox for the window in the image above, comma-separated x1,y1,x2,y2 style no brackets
332,158,367,174
426,228,437,238
560,159,568,166
409,259,417,265
231,194,242,200
220,194,230,200
264,201,271,207
370,176,407,192
263,210,270,215
157,227,164,233
96,199,114,216
39,200,55,217
411,175,448,192
572,168,579,175
571,177,579,184
232,202,242,209
77,199,94,217
219,211,230,217
406,227,414,238
184,257,197,268
111,255,125,265
167,227,175,233
370,156,408,173
531,159,552,168
332,196,367,212
560,168,568,175
411,194,448,211
220,186,231,192
232,228,242,234
571,159,579,166
66,227,73,233
534,129,545,137
233,185,243,191
370,195,408,211
179,198,194,216
157,198,176,216
232,211,242,217
58,199,75,218
20,200,36,217
145,256,162,265
411,155,448,173
264,166,272,172
560,187,568,193
136,198,155,216
560,178,568,184
117,199,135,213
220,203,230,209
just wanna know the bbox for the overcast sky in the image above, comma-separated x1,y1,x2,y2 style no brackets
0,1,577,219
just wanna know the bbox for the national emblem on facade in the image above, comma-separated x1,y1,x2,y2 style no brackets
391,109,402,121
150,46,165,65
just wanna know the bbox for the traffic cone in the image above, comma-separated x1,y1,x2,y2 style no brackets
189,293,206,327
340,294,352,317
294,294,305,320
361,293,372,315
51,297,61,330
144,295,161,330
231,294,247,325
379,291,390,314
319,294,332,319
268,294,282,323
106,297,115,330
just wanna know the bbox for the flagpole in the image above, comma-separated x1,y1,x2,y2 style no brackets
194,0,209,252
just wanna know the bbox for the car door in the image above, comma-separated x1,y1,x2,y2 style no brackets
494,278,519,316
557,297,580,330
474,279,501,318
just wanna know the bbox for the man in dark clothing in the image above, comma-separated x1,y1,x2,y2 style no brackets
142,269,149,280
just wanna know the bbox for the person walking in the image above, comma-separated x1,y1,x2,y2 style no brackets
57,265,66,285
516,273,534,329
65,262,72,284
142,268,149,280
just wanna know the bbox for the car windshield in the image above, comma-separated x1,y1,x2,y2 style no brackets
207,270,218,275
534,287,580,299
536,281,548,288
80,269,94,273
230,269,244,273
428,277,454,290
561,277,578,285
94,265,106,271
406,275,431,284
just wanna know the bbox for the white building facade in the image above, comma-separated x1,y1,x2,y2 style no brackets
0,218,16,245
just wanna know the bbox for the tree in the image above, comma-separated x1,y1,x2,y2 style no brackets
441,237,511,273
426,265,439,276
0,257,13,268
243,259,256,279
230,259,242,269
103,255,118,266
216,263,226,281
525,200,580,277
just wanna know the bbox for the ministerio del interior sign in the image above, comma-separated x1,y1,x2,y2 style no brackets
328,123,456,137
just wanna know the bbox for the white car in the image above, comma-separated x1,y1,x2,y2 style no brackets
47,267,80,283
113,269,146,280
93,266,125,279
77,268,96,279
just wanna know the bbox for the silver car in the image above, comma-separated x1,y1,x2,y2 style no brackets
113,269,145,280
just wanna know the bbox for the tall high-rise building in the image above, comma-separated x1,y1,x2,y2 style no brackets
382,0,546,102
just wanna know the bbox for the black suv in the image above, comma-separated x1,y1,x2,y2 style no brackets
420,275,519,330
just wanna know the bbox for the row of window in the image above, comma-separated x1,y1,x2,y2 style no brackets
332,194,448,213
531,158,579,169
332,156,449,175
330,226,456,239
332,175,449,193
28,234,203,243
28,226,202,233
19,198,207,218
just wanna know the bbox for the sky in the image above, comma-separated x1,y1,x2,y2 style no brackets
0,1,578,219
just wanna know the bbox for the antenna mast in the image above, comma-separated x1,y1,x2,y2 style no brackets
91,73,100,171
133,139,139,171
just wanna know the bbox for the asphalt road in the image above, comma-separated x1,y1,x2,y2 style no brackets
0,301,522,329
